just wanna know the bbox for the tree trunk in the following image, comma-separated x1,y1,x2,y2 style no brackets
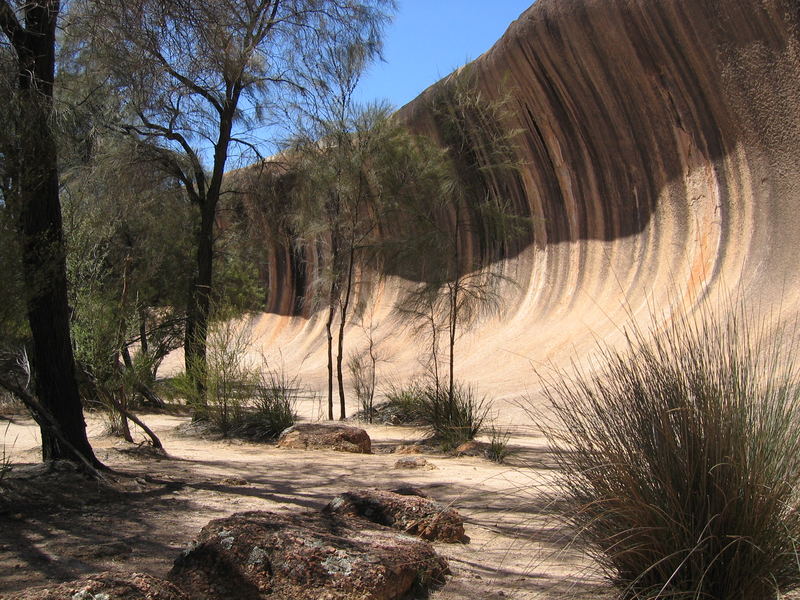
448,281,457,403
336,242,357,420
183,106,234,413
7,1,99,466
138,306,149,356
324,234,340,421
184,201,214,407
325,295,336,421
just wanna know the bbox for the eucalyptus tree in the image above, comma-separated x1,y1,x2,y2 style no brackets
0,0,99,466
83,0,395,403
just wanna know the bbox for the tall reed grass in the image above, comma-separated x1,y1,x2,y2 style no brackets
540,303,800,599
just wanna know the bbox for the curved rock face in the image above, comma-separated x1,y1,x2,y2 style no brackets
250,0,800,403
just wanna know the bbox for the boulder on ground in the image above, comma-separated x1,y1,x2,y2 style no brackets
394,457,435,470
11,572,188,600
325,489,469,544
169,510,448,600
276,423,371,454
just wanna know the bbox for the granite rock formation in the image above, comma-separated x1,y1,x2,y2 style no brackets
248,0,800,399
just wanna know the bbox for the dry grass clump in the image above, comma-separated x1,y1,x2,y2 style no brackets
381,379,488,449
541,304,800,600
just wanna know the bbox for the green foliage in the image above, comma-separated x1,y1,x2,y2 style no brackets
172,318,299,440
417,382,488,450
394,67,525,403
288,102,448,419
0,205,27,347
382,378,487,449
540,304,800,600
63,141,194,432
382,380,427,424
234,370,299,442
173,319,255,432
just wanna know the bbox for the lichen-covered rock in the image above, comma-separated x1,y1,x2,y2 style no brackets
394,457,435,470
325,489,469,544
169,510,448,600
276,424,371,454
10,572,189,600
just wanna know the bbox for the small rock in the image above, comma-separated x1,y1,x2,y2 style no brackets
220,476,248,486
390,485,427,497
394,457,435,470
325,489,469,543
454,440,484,457
277,423,371,454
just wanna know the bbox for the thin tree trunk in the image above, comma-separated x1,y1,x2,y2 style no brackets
428,302,440,394
3,0,99,466
367,331,377,424
324,234,339,421
113,255,133,441
336,241,357,420
325,290,336,421
448,207,461,403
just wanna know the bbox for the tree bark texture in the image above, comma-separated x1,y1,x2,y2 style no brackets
2,0,98,465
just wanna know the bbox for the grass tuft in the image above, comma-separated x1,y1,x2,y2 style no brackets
539,302,800,600
417,383,488,450
486,425,512,463
233,370,298,441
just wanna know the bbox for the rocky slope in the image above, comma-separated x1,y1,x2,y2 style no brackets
248,0,800,407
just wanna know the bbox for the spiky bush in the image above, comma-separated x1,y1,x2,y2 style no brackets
417,382,488,450
486,425,512,463
541,305,800,600
234,370,298,442
381,380,427,424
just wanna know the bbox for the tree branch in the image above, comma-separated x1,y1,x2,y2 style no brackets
126,115,208,203
151,48,224,116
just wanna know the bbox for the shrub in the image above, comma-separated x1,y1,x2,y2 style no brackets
348,352,377,423
417,382,488,450
0,421,12,483
539,305,800,600
486,425,512,463
172,319,255,432
380,380,427,424
234,370,298,441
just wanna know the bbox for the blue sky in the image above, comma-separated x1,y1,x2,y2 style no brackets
353,1,534,109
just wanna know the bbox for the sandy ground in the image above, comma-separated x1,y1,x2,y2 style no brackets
0,405,605,599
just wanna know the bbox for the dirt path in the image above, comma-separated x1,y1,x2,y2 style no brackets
0,412,601,599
